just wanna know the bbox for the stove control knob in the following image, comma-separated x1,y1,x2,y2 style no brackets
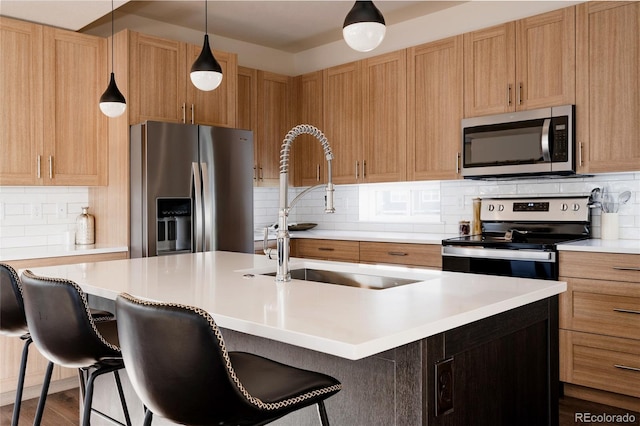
561,203,568,211
572,203,580,211
498,204,505,211
488,204,495,211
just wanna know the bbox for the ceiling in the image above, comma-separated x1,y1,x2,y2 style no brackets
1,1,464,53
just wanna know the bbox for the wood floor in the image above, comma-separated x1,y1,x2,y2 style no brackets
1,389,638,425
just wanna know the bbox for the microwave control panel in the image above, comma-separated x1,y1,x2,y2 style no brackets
551,116,569,162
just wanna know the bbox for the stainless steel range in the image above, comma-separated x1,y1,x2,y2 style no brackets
442,196,591,280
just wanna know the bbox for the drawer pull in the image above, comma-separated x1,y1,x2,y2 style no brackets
612,266,640,272
614,364,640,373
317,247,335,251
388,252,408,256
613,308,640,315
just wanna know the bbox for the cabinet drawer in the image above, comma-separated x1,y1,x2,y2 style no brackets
559,252,640,282
559,277,640,340
560,330,640,398
292,239,359,262
359,242,441,269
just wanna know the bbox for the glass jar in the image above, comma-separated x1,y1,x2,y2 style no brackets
458,220,470,236
75,207,95,245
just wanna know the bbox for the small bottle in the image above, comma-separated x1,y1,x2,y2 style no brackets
472,198,482,235
75,207,95,245
458,220,470,236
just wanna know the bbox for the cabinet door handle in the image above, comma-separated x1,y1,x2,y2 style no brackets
363,160,366,179
191,104,194,124
48,156,53,179
613,308,640,315
355,161,359,180
259,166,263,181
614,364,640,373
456,152,460,174
507,84,512,106
318,247,335,251
388,251,408,256
612,266,640,271
182,103,186,123
253,166,257,181
36,155,41,179
316,164,320,181
517,82,523,105
578,142,584,167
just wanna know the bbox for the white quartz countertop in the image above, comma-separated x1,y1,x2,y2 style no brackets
0,244,128,262
556,239,640,254
27,251,566,360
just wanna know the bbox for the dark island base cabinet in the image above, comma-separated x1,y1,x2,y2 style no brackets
87,297,558,426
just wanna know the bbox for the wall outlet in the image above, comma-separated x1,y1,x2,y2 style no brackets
56,202,67,219
31,203,42,219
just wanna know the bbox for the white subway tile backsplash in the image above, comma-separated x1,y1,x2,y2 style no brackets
1,172,639,249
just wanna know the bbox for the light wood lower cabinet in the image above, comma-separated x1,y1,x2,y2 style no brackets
0,252,128,400
559,251,640,410
291,239,359,262
291,238,442,270
359,241,441,269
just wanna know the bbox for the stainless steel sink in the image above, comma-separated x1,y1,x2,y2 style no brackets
263,268,419,290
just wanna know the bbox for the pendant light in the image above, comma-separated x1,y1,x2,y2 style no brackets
342,1,386,52
99,0,126,118
190,0,223,91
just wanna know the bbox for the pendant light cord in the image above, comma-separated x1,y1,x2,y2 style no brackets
110,0,114,72
205,0,208,35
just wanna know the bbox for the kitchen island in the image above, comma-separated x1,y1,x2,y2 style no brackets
27,251,565,425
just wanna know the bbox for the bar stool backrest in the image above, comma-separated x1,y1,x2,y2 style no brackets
0,263,28,337
20,270,120,368
115,293,270,425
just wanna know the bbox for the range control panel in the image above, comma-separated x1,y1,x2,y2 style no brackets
481,196,590,222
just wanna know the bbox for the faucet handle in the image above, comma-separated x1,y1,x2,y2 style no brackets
263,227,273,259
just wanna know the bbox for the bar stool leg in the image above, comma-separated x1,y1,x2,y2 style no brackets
11,337,32,426
33,361,54,426
143,409,153,426
113,370,132,426
317,401,330,426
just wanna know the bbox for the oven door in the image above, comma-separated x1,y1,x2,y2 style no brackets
441,246,558,280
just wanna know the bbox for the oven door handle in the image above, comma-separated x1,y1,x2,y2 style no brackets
441,246,556,262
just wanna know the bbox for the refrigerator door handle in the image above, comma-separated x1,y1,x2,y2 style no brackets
201,162,213,251
192,162,204,252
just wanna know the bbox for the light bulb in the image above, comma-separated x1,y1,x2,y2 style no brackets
343,21,386,52
190,70,223,92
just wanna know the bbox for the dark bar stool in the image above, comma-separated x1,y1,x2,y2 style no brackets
20,270,131,426
115,292,342,426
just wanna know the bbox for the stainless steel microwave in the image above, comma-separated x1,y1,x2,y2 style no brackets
461,105,575,179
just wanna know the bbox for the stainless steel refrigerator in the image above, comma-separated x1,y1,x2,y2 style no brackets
130,121,254,258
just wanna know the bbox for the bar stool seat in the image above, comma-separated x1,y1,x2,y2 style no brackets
115,292,342,425
20,269,130,426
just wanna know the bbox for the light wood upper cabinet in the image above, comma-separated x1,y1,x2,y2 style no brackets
43,27,108,186
323,52,406,185
323,61,363,184
256,70,292,186
128,31,237,127
407,36,464,181
362,50,407,183
464,7,575,117
237,66,258,185
293,71,326,187
0,17,108,186
0,17,43,186
576,1,640,174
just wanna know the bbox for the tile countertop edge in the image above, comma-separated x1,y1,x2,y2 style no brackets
556,239,640,255
0,244,129,262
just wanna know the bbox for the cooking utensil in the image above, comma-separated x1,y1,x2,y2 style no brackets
588,187,602,209
618,190,631,206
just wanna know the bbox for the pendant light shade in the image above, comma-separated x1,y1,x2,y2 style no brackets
100,0,126,118
343,1,386,52
190,0,223,91
190,34,223,91
100,72,127,117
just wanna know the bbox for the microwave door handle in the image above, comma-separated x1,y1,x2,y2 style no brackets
541,118,552,162
192,162,203,252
